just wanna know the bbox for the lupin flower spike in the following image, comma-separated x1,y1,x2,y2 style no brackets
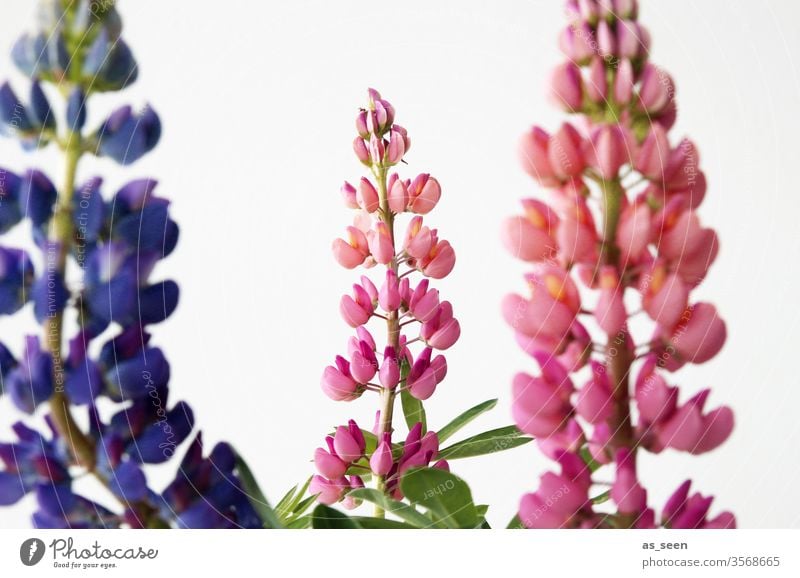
506,0,734,529
313,89,467,515
0,1,263,528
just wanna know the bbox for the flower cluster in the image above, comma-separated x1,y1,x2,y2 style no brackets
310,420,448,508
0,0,260,528
315,89,459,510
503,0,734,528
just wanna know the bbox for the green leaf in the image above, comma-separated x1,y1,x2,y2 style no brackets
348,488,433,528
437,425,533,460
275,477,314,523
437,399,498,444
400,467,479,529
400,359,426,431
506,514,525,529
290,494,319,518
274,484,298,518
290,477,314,512
351,517,416,529
234,451,282,529
311,504,362,529
476,504,489,518
285,515,312,529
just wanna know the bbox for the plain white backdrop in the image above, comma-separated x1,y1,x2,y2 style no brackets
1,0,799,528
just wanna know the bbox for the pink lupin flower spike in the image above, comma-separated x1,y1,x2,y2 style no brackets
504,0,734,529
314,89,461,514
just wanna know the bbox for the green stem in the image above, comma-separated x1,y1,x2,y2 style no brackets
45,140,97,470
600,178,635,527
373,166,399,519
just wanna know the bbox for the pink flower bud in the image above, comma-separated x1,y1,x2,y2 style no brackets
350,348,377,384
369,134,385,165
387,175,409,213
588,124,628,180
635,124,670,181
408,280,439,322
634,356,678,428
370,434,394,476
309,475,345,505
640,262,689,328
355,110,369,138
548,123,586,179
379,347,400,389
575,361,614,424
668,302,726,366
536,419,584,462
339,284,375,327
596,20,615,56
356,177,380,213
657,389,733,454
314,447,347,479
595,267,627,335
332,226,369,269
340,181,358,209
353,137,370,164
611,449,648,515
386,130,406,164
555,195,598,266
616,196,651,266
501,199,558,262
407,368,437,400
519,452,590,529
559,26,592,62
421,240,456,279
421,302,461,350
333,425,364,463
407,347,439,400
360,275,378,302
502,267,579,342
550,62,583,112
407,174,442,215
638,64,673,114
379,270,401,311
367,221,394,265
511,364,573,438
321,356,360,401
519,126,557,186
614,58,634,105
404,216,434,259
616,20,645,59
586,58,607,103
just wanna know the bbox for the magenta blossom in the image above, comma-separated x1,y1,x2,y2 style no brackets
504,0,734,529
313,89,461,512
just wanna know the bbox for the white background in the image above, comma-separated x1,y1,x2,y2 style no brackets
1,0,799,529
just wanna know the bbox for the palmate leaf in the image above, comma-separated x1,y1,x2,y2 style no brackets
437,425,533,460
399,467,480,529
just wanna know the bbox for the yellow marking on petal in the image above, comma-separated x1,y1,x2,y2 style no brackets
544,274,567,302
525,206,546,229
599,270,617,289
650,265,666,294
